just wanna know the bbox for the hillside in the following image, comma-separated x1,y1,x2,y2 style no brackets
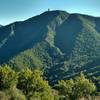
0,10,100,89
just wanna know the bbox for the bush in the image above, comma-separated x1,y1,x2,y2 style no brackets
55,73,96,100
5,87,26,100
17,69,54,100
0,65,18,90
74,73,96,99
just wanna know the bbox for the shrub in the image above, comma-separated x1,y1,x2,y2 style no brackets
5,87,26,100
0,65,18,90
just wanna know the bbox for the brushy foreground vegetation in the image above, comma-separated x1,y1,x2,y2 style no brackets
0,65,99,100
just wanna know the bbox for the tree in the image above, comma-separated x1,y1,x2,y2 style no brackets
55,73,96,100
0,65,18,90
55,79,74,100
17,68,33,96
73,73,96,99
17,68,54,100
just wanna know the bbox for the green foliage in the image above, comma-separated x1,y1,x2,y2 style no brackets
8,49,43,71
0,66,98,100
56,79,74,99
17,68,33,96
55,73,96,100
17,68,54,100
0,65,18,90
73,73,96,99
5,87,26,100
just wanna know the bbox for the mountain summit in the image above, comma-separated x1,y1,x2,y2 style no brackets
0,10,100,86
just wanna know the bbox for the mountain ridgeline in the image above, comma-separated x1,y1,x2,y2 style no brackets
0,10,100,87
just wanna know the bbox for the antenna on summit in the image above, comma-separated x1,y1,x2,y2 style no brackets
48,8,50,12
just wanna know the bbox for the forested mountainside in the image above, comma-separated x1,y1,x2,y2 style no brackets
0,10,100,90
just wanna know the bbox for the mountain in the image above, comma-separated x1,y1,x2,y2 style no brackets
0,10,100,89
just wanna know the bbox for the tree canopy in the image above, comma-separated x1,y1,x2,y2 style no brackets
0,66,98,100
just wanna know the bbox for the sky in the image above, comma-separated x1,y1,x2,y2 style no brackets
0,0,100,25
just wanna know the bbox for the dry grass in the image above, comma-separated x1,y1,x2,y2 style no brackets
79,96,100,100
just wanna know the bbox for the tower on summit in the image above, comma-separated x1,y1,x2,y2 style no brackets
48,8,50,11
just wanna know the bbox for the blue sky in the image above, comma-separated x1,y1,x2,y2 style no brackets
0,0,100,25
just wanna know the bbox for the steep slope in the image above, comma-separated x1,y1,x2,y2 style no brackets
0,10,100,89
44,14,100,87
0,11,68,64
